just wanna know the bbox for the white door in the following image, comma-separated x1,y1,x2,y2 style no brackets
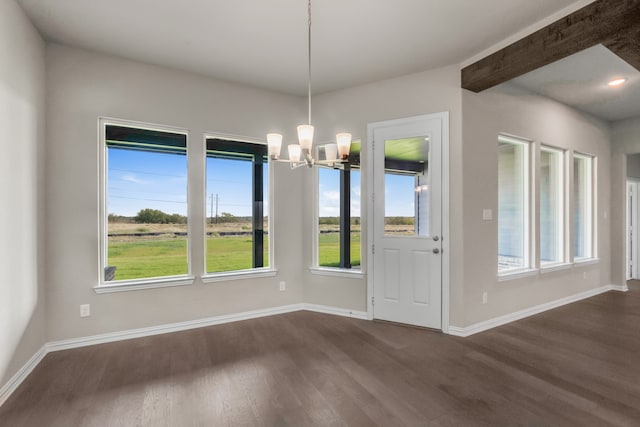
370,114,444,329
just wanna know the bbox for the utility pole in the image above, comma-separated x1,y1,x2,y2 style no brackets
210,194,214,224
215,193,219,224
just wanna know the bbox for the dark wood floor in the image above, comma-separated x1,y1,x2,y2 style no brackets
2,284,640,426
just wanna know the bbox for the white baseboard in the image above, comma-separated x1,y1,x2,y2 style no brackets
3,283,627,406
449,285,627,337
1,302,368,407
0,344,48,407
47,303,306,352
303,303,369,320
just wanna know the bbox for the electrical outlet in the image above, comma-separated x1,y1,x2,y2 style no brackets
279,281,286,291
482,292,488,304
583,272,587,280
80,304,91,317
482,209,493,221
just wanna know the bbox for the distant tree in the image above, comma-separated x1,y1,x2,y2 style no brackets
217,212,238,224
134,209,185,224
386,216,414,226
135,208,168,224
319,217,340,225
167,213,187,224
108,213,129,223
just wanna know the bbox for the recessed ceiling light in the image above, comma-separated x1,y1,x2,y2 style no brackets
608,78,627,87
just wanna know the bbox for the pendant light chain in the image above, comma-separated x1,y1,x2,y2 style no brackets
307,0,312,125
265,0,351,166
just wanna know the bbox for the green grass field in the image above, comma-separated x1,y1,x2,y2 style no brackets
107,233,361,280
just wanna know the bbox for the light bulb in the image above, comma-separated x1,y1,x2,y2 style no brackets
267,133,283,159
288,144,302,162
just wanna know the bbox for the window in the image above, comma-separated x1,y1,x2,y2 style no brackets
316,142,361,269
498,135,530,272
383,136,431,237
102,122,189,283
573,153,594,260
206,138,269,273
540,146,564,265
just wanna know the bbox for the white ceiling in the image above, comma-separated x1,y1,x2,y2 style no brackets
18,0,580,96
511,45,640,122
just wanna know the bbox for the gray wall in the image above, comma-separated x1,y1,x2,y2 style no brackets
611,117,640,287
461,84,612,326
44,44,307,342
304,65,464,319
627,153,640,180
0,0,46,386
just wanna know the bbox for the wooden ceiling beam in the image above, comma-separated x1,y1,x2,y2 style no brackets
604,25,640,70
462,0,640,93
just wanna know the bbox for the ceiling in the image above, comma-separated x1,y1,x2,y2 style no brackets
18,0,580,96
510,45,640,122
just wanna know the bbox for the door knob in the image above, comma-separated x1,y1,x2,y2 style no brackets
433,235,439,241
433,248,440,254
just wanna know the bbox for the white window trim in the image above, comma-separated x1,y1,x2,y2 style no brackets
202,268,278,283
497,134,532,275
497,268,539,282
94,276,195,294
539,145,566,266
572,152,596,261
309,266,364,279
202,132,275,276
540,262,573,274
97,117,192,290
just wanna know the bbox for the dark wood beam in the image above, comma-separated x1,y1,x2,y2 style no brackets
604,25,640,70
462,0,640,93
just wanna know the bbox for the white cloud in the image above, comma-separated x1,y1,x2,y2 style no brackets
121,174,148,184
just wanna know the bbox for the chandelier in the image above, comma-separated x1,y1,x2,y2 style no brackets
266,0,351,169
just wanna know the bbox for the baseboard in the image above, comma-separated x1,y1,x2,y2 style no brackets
449,285,626,337
0,344,48,407
47,303,306,352
303,303,369,320
1,301,373,408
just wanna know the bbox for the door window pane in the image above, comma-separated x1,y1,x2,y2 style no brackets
540,147,564,265
383,136,430,236
498,135,529,271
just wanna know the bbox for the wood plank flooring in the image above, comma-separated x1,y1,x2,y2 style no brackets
2,284,640,426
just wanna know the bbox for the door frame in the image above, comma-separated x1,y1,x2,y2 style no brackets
366,112,450,333
627,179,640,280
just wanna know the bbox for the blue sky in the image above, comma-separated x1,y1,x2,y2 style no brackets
109,148,415,218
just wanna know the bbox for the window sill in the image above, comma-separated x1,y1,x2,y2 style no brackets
497,268,539,282
574,258,600,266
540,263,573,274
202,268,278,283
94,276,195,294
309,267,365,279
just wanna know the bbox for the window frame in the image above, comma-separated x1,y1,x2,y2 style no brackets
97,117,195,293
572,151,596,262
497,134,533,276
311,141,363,278
539,144,566,268
201,133,276,282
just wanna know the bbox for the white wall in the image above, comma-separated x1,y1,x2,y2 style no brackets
44,44,308,342
0,0,46,386
461,84,612,326
302,66,464,319
611,117,640,286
